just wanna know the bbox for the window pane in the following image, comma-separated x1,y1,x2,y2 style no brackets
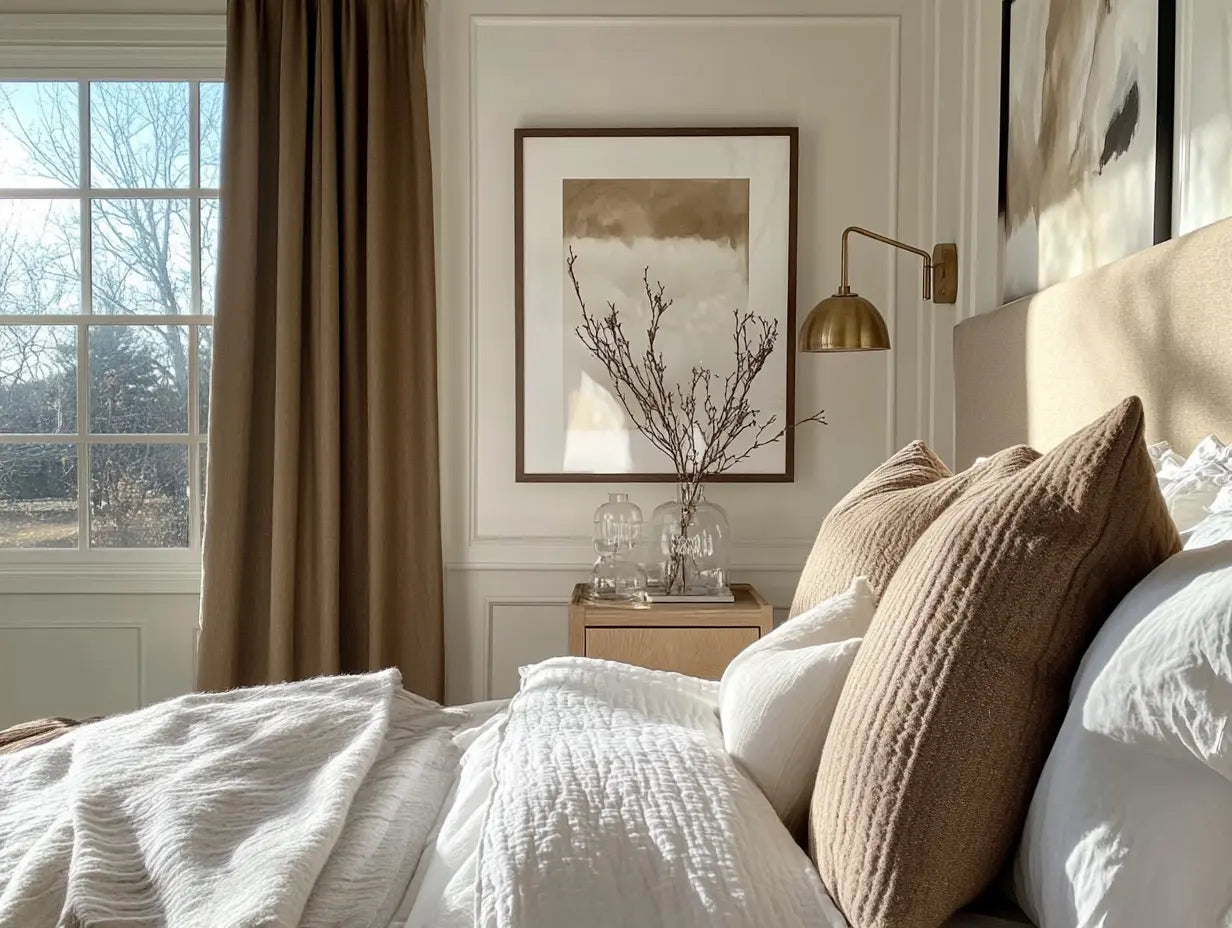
0,443,77,548
197,325,211,432
0,82,79,188
199,82,223,188
89,442,188,548
0,199,81,315
92,198,191,314
0,325,76,433
201,196,218,314
90,81,190,189
90,325,188,434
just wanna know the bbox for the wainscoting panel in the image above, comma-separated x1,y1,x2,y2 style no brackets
487,600,571,699
0,626,140,727
0,594,198,727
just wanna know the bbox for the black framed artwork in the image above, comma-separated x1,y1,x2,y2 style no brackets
514,127,799,483
999,0,1176,302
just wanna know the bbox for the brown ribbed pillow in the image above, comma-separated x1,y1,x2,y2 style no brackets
809,397,1181,928
790,442,1039,617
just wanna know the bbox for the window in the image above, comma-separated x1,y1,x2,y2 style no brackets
0,80,221,552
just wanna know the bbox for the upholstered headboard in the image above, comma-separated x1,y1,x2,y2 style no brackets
954,218,1232,467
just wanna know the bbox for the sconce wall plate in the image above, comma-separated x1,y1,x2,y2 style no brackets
932,243,958,304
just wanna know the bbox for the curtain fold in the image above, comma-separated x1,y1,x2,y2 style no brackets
197,0,444,699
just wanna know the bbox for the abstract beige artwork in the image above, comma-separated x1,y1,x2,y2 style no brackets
561,178,752,475
1002,0,1167,302
516,129,796,481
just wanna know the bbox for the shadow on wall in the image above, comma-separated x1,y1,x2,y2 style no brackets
955,219,1232,466
953,299,1029,468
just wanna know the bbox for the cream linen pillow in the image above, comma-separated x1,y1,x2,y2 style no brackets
720,577,875,836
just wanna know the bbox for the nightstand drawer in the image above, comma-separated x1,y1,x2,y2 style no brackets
585,625,759,680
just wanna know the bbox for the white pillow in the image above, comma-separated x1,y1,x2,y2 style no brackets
1186,511,1232,551
1015,544,1232,926
1083,543,1232,778
719,576,874,835
1153,435,1232,533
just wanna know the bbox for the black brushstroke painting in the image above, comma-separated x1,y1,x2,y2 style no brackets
1099,81,1140,172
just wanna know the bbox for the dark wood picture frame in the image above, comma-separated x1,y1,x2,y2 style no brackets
998,0,1176,292
514,126,800,484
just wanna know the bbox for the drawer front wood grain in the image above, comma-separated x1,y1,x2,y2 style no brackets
585,626,758,680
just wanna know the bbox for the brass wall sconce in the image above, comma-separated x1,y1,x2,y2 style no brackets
800,226,959,352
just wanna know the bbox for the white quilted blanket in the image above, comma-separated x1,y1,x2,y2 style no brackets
0,670,474,928
475,657,846,928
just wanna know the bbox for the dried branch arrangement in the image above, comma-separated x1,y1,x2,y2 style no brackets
568,246,825,592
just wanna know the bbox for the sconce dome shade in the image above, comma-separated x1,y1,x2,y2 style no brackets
799,292,891,352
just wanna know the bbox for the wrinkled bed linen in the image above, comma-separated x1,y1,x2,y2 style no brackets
0,670,480,928
1,662,1037,928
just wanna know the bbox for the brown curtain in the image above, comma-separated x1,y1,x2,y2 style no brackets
197,0,444,699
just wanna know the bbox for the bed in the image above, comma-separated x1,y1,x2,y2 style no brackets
3,217,1231,928
955,217,1232,464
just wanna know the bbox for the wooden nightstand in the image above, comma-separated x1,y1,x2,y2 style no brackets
568,583,773,680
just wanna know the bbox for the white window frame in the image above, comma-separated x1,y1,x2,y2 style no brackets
0,13,224,594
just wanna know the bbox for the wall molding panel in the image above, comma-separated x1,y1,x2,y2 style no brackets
0,12,225,71
0,596,198,726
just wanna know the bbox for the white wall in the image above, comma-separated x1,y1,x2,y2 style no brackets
0,1,1001,721
3,0,1216,717
1175,0,1232,236
432,0,1001,703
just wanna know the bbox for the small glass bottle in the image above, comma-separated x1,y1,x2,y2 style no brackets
590,493,646,601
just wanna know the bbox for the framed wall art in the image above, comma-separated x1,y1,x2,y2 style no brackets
999,0,1175,302
515,127,799,482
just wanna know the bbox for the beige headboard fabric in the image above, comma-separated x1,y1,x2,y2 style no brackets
955,218,1232,467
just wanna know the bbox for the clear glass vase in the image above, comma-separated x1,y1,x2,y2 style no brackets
647,484,731,596
589,493,646,601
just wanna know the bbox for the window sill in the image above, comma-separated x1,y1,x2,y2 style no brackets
0,560,202,595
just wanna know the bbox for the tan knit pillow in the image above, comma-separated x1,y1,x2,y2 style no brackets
790,442,1039,617
809,397,1181,928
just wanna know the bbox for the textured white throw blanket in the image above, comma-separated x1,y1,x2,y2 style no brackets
0,670,471,928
